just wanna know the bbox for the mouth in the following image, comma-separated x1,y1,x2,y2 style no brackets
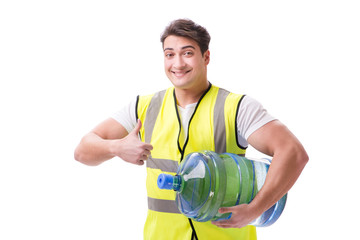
171,70,192,78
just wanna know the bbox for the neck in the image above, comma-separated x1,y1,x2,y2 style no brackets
174,81,210,107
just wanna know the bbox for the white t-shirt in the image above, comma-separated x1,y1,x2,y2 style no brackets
112,95,275,148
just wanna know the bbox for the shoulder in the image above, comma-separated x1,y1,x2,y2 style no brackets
111,97,138,134
138,88,170,104
213,85,245,106
237,95,276,140
137,88,170,115
239,95,263,110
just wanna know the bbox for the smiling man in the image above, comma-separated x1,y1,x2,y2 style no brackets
74,19,308,240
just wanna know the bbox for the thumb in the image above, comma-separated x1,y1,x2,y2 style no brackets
131,119,142,135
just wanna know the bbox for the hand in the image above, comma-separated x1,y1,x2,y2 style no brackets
114,119,153,165
211,204,259,229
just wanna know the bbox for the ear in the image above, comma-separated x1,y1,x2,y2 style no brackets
204,50,210,65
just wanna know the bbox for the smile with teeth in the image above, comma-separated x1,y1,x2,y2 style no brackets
172,70,192,77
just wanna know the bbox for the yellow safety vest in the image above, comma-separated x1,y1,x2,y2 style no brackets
137,84,257,240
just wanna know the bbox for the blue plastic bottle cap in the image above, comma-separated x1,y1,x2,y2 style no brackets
157,173,174,190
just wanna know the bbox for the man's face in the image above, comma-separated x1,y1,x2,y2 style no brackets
163,35,210,90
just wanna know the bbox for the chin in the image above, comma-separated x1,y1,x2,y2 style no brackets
170,80,194,90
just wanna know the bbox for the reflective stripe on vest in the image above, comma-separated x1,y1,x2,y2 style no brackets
148,197,180,214
138,84,255,240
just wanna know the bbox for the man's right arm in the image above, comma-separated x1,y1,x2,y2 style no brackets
74,118,153,166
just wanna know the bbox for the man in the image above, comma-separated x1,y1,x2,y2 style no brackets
74,19,308,240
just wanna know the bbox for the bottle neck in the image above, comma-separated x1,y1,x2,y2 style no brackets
157,173,182,191
173,175,182,192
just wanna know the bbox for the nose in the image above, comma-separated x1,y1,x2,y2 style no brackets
173,55,186,69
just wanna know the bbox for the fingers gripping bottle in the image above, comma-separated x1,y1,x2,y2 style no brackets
157,150,287,227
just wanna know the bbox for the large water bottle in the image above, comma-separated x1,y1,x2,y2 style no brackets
157,150,287,227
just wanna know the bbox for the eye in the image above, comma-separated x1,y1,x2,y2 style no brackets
184,51,193,56
165,52,174,58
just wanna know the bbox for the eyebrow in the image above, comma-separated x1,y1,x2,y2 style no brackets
163,45,196,52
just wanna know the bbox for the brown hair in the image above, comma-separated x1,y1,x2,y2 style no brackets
160,19,211,55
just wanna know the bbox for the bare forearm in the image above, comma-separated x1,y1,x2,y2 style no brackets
74,132,116,166
212,121,308,228
74,119,153,166
249,143,309,215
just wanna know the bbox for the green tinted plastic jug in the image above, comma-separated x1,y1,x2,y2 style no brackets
157,150,287,227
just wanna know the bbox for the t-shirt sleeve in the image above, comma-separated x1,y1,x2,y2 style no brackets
111,97,137,134
236,96,276,148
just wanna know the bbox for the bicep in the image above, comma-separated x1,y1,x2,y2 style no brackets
247,120,301,157
92,118,129,140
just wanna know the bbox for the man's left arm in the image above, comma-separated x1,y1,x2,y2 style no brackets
212,120,309,228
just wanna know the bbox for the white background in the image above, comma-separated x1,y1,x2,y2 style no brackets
1,0,359,239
